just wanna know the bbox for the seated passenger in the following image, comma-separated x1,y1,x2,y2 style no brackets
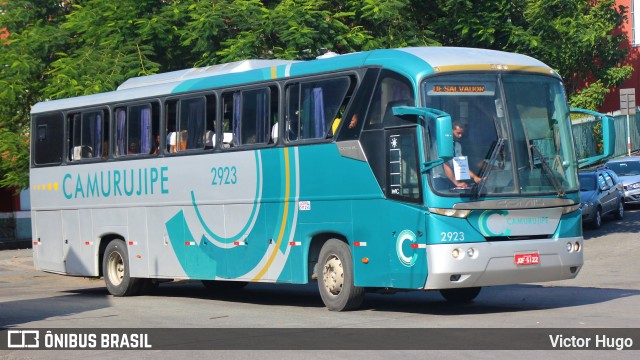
204,130,215,149
177,130,188,151
167,132,177,153
128,141,139,155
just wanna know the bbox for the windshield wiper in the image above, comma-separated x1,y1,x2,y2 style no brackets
473,138,505,199
530,144,566,197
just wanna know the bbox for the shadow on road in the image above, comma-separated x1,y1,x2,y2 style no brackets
583,205,640,240
0,288,111,328
47,279,640,317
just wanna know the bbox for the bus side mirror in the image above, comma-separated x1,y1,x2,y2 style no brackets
601,115,615,158
571,107,616,168
392,106,454,162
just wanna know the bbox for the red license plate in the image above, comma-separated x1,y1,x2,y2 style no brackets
514,253,540,266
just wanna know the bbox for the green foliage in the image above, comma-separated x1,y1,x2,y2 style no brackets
0,0,633,190
0,128,30,190
45,0,162,99
521,0,629,98
569,81,610,112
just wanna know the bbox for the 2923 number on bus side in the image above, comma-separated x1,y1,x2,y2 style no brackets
211,166,237,185
441,232,465,242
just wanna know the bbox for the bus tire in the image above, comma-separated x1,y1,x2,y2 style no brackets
201,280,248,291
439,287,482,303
103,239,142,296
317,239,365,311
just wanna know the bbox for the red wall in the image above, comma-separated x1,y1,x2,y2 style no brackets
0,188,19,212
601,0,640,113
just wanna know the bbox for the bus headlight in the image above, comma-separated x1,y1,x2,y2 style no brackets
429,208,471,218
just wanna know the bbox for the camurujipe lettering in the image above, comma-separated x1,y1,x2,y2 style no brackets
63,167,169,199
506,216,549,225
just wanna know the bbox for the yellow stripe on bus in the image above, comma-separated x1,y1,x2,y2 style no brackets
433,64,556,75
252,148,290,281
271,66,277,79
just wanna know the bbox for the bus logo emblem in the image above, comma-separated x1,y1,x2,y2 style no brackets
396,230,418,267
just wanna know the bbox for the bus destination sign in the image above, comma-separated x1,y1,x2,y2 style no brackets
432,85,486,93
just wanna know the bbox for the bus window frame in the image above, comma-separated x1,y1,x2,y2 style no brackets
219,84,279,151
32,111,65,167
65,107,110,163
112,100,161,159
282,72,359,146
164,94,209,155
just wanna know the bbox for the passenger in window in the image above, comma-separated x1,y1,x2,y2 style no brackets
167,131,177,152
151,134,160,154
177,130,188,151
331,114,359,136
128,141,139,155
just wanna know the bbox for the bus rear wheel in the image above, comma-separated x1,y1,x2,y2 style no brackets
103,239,142,296
317,239,364,311
439,287,482,303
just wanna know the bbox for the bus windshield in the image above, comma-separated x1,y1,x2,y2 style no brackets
423,73,579,197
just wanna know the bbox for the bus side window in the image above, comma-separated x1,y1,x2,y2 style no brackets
115,103,156,156
221,93,235,148
165,100,178,153
286,77,352,141
33,113,64,166
67,110,108,161
222,87,275,147
178,97,205,151
364,71,414,130
286,84,300,141
205,94,216,149
238,88,270,145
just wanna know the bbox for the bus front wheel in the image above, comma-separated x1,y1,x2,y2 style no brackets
103,239,142,296
439,287,482,303
317,239,365,311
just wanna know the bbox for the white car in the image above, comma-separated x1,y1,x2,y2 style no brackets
606,156,640,206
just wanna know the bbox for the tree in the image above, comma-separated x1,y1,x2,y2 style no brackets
0,0,70,190
44,0,162,99
520,0,632,108
0,0,632,190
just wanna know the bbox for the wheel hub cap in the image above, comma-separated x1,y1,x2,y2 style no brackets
323,255,344,295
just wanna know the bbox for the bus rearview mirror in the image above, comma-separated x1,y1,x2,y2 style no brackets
392,106,454,162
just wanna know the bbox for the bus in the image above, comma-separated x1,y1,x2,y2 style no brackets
30,47,589,311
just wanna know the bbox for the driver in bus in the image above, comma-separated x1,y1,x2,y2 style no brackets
435,122,483,190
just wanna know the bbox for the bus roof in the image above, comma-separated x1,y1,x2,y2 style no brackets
31,47,556,115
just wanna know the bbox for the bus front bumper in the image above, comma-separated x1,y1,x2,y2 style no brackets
423,237,583,289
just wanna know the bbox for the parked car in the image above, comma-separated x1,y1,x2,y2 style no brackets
579,168,624,229
605,156,640,206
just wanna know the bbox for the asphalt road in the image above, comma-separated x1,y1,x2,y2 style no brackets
1,207,639,359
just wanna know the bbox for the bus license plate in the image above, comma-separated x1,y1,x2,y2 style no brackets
515,253,540,266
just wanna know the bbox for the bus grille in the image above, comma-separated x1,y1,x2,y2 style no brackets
485,235,553,241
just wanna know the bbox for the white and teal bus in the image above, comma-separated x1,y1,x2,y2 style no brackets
30,47,587,311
